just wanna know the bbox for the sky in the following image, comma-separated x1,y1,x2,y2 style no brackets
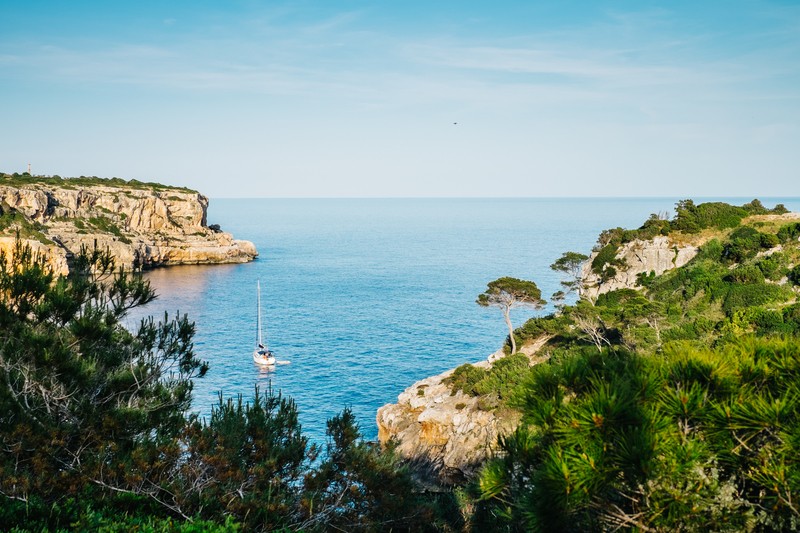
1,0,798,198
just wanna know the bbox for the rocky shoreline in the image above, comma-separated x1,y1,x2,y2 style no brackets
0,178,257,274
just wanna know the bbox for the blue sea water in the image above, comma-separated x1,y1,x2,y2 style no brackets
126,197,800,442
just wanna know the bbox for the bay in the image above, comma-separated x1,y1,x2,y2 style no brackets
126,197,800,442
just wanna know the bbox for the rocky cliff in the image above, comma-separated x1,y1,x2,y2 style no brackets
377,359,520,485
0,175,256,274
376,338,551,485
581,236,699,300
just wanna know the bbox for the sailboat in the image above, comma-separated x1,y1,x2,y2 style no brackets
253,280,277,366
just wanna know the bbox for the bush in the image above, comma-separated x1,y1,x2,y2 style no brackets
473,354,531,399
595,288,640,309
788,265,800,286
757,253,788,281
722,283,790,315
591,243,621,275
722,226,775,263
444,363,487,396
516,314,570,345
476,338,800,531
777,222,800,243
725,264,765,284
672,200,748,233
750,308,787,335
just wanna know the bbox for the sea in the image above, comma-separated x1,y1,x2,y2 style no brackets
125,197,800,443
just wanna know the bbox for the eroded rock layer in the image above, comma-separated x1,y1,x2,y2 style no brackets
0,180,257,275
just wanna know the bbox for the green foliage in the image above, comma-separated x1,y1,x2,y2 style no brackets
1,171,197,193
301,409,454,532
722,283,790,315
722,226,778,263
478,277,546,354
590,243,620,276
777,222,800,243
476,338,800,531
726,264,765,284
0,209,52,244
88,215,133,243
473,354,531,399
515,314,572,346
757,252,789,281
445,355,531,402
444,363,488,396
178,388,312,531
476,277,545,309
673,199,746,233
550,251,589,297
789,264,800,286
670,198,786,234
0,239,207,529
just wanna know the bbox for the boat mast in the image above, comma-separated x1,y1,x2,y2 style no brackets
257,280,262,347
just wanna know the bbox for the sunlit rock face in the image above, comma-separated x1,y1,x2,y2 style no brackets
377,354,521,485
581,236,698,300
0,181,257,274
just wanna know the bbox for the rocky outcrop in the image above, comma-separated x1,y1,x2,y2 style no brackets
377,364,520,485
581,236,698,300
0,179,256,275
377,338,551,485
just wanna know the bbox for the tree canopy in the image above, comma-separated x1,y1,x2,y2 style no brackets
550,251,589,300
477,277,546,354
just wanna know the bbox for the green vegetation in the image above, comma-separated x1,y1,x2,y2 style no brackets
475,338,800,531
88,215,132,243
1,171,197,193
477,277,546,354
444,354,530,404
0,206,52,244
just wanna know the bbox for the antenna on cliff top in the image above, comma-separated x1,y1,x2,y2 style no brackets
27,163,31,174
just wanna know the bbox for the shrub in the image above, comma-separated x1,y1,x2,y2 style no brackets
725,264,765,284
789,265,800,286
695,239,724,262
722,283,790,315
722,226,774,263
516,314,570,345
757,253,788,281
473,354,531,399
672,200,748,233
444,364,487,396
591,243,621,275
476,338,800,532
750,308,787,335
777,222,800,243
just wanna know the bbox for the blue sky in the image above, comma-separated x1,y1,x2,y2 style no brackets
1,1,798,197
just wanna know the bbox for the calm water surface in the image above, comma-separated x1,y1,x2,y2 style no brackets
126,197,800,442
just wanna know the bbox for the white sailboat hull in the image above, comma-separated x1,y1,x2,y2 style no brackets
253,349,276,366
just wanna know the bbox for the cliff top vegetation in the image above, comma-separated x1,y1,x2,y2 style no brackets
1,171,198,194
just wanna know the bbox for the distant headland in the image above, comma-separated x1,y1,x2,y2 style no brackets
0,172,257,274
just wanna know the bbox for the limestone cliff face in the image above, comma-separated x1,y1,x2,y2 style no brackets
0,180,256,275
377,360,521,485
581,236,698,300
377,337,552,485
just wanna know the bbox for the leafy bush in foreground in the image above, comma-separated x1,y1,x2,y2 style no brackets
475,338,800,532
